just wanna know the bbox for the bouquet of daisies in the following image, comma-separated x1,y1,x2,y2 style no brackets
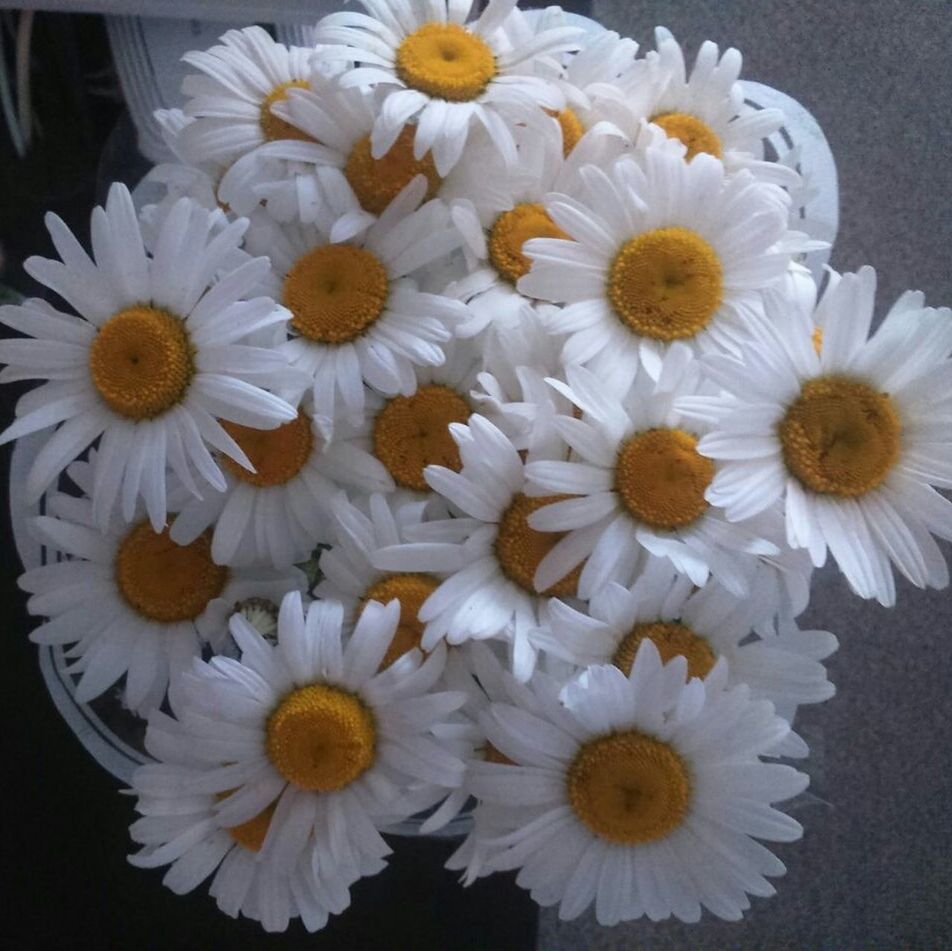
5,0,951,934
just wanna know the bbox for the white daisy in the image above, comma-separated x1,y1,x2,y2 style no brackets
373,413,582,680
21,461,304,716
533,563,837,714
128,706,367,933
524,350,781,599
242,184,468,423
447,114,621,342
595,28,798,188
313,0,582,175
0,184,297,531
169,404,393,569
468,641,808,924
682,266,952,606
139,592,466,891
315,491,462,668
517,148,797,386
177,27,323,169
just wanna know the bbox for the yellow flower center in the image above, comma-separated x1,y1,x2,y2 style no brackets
220,411,315,488
265,684,376,792
259,80,315,143
612,620,717,679
284,244,389,344
345,126,442,216
615,428,714,531
547,107,583,156
650,111,723,160
495,493,582,597
779,375,902,497
488,202,571,284
607,227,723,341
216,792,275,852
372,384,471,492
483,742,515,765
567,730,691,845
89,306,194,420
115,522,228,623
360,573,439,669
396,23,497,102
812,326,824,355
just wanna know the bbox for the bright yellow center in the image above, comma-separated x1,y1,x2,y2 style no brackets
548,107,583,156
284,244,389,344
396,23,496,102
89,306,193,420
345,126,442,216
488,203,570,284
265,684,376,792
612,621,717,679
615,428,714,531
373,384,471,491
360,574,439,669
650,112,723,160
812,326,824,355
495,493,582,597
567,730,691,844
216,792,275,852
779,375,902,497
115,522,228,623
607,227,723,341
260,80,315,143
220,412,314,487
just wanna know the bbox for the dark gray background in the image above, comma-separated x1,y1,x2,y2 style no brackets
539,2,952,948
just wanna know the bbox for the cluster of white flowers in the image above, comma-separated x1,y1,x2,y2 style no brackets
4,0,951,934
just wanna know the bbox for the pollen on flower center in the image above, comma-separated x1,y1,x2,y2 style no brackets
489,202,570,284
373,384,472,491
495,493,582,597
89,305,194,420
265,684,376,792
260,80,315,143
650,111,723,160
284,244,389,344
567,730,691,845
615,428,714,531
115,522,228,623
360,574,440,669
547,107,583,156
221,412,315,487
345,126,442,215
216,792,276,852
613,621,717,679
779,375,902,497
396,22,497,102
607,227,723,341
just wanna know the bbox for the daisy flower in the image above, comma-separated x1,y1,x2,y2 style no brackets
373,413,583,680
0,184,297,531
313,0,582,175
468,641,808,924
170,405,393,569
177,27,322,169
683,266,952,606
524,351,781,599
533,562,837,714
128,706,369,933
448,114,621,342
243,184,468,422
137,592,465,892
518,148,797,386
20,461,304,716
597,28,797,188
315,491,463,668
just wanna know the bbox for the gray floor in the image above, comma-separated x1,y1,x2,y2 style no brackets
538,2,952,948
